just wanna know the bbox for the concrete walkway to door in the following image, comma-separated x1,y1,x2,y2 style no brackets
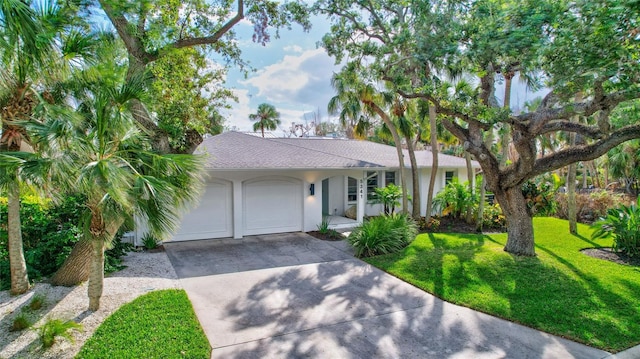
164,233,611,359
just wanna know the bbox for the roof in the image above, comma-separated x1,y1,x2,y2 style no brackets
197,131,478,170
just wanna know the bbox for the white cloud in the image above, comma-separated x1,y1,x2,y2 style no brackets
283,45,304,53
240,48,339,110
222,89,254,131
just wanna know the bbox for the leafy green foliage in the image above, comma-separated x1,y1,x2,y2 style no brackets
141,233,159,250
149,48,230,150
366,218,639,352
521,180,557,216
77,290,210,359
592,201,640,257
433,179,477,219
28,294,46,311
370,183,404,215
39,318,83,348
0,195,132,289
348,214,417,258
10,312,31,332
417,216,441,231
479,203,506,230
317,216,330,234
606,140,640,195
555,190,630,223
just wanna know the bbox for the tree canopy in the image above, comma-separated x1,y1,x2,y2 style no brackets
315,0,640,256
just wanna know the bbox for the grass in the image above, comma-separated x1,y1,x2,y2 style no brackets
76,289,210,359
365,217,640,353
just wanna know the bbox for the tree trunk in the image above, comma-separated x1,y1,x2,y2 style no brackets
567,162,578,234
425,104,439,218
477,175,486,231
567,93,581,234
500,72,513,167
465,152,474,224
405,132,421,220
367,104,408,213
88,239,105,311
496,186,536,256
8,179,29,294
50,239,92,286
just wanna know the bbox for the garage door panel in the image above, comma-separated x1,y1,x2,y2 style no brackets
243,179,302,236
173,181,232,241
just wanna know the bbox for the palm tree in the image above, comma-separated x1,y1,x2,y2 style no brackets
0,0,66,294
29,73,204,310
329,68,410,213
250,103,281,137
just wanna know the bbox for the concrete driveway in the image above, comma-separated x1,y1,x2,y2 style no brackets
164,233,610,359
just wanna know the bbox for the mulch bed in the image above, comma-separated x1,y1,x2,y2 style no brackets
306,230,346,241
581,247,640,266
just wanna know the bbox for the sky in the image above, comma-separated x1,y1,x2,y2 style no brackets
219,15,342,135
218,15,549,136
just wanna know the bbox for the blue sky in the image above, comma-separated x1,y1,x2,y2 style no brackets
219,15,549,135
219,15,342,134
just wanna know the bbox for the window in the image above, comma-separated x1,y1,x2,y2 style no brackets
445,171,455,184
347,177,357,202
366,171,378,200
385,171,396,186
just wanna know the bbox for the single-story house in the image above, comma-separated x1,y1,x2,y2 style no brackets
134,131,479,243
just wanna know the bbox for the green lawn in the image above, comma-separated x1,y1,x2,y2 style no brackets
76,289,210,359
365,217,640,353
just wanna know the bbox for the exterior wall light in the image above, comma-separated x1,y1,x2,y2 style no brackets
309,183,315,196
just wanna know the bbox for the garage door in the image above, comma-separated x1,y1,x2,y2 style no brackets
172,180,233,241
243,178,302,236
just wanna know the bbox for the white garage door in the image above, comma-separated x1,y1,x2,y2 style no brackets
172,180,233,241
243,178,302,236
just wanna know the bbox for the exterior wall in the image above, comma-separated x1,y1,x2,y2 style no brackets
207,169,366,238
138,164,475,242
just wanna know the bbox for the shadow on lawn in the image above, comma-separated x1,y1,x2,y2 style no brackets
216,257,594,359
375,230,638,352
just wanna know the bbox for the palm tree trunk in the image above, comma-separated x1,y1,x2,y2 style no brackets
568,93,581,234
465,152,474,224
88,238,104,311
477,175,486,231
426,104,439,218
404,132,421,220
8,178,29,294
50,239,92,286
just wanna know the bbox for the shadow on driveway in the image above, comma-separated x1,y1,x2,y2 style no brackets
165,233,610,359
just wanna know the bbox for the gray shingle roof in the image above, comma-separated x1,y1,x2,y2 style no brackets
198,131,477,170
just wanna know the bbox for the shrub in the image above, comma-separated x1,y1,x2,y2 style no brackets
417,217,440,231
11,313,31,332
522,180,557,216
317,216,330,234
592,200,640,257
0,194,132,289
479,203,507,230
555,190,631,223
38,318,83,348
141,233,159,250
433,179,477,219
28,294,46,311
348,214,417,258
370,184,404,215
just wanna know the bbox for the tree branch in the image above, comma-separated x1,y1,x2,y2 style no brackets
532,124,640,177
99,0,156,63
171,0,244,49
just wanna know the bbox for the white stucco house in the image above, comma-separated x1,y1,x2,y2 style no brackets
134,131,479,243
